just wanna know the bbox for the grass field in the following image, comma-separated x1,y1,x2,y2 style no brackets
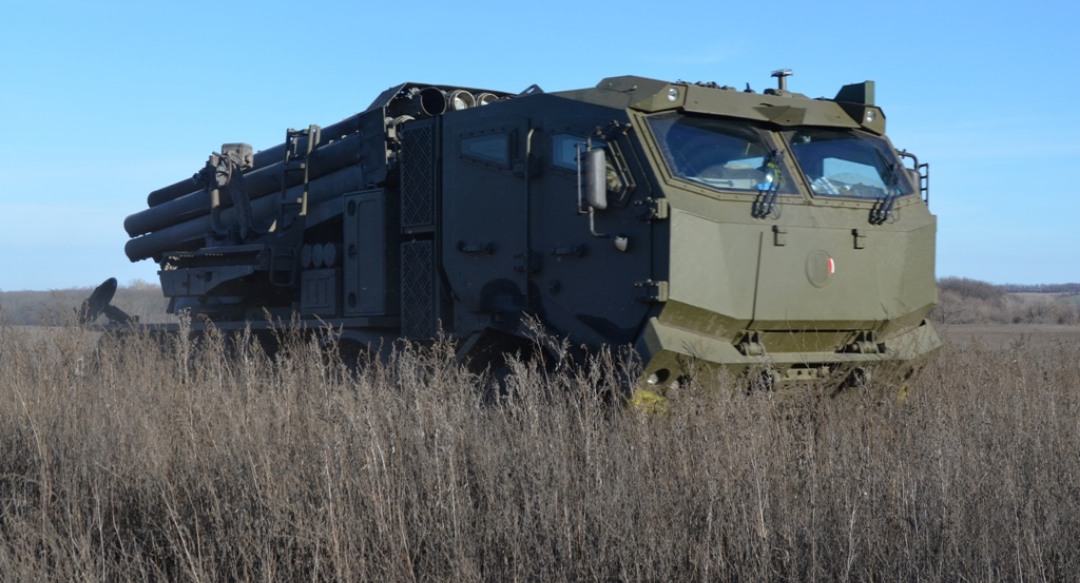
1,322,1078,581
941,323,1080,349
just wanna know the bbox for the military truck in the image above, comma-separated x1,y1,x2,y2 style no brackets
112,70,940,387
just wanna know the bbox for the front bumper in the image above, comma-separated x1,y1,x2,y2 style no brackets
634,317,942,386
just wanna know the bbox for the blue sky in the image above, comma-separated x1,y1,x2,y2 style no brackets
1,0,1076,290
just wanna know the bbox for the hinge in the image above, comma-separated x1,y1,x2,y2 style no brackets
552,244,587,257
636,197,669,221
512,155,540,178
457,241,494,254
852,228,866,250
634,279,669,303
513,250,542,273
772,225,787,247
842,331,885,354
737,331,765,356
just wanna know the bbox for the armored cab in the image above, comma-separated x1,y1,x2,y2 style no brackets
122,72,940,386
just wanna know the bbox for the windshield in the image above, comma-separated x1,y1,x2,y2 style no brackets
647,112,796,194
786,128,913,199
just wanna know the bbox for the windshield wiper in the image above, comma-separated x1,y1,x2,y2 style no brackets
869,194,897,225
869,149,901,225
751,149,784,219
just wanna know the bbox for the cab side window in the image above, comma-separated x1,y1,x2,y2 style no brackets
552,133,587,170
461,134,510,168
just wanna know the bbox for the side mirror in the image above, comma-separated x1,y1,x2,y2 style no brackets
907,168,920,188
584,148,608,210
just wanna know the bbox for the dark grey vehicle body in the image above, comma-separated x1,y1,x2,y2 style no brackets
121,75,940,385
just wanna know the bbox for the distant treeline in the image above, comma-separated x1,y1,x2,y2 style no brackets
999,283,1080,294
0,280,172,326
3,277,1076,327
933,277,1079,325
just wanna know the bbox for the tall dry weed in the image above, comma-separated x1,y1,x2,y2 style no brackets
1,323,1078,581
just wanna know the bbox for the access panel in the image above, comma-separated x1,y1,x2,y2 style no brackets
343,189,399,316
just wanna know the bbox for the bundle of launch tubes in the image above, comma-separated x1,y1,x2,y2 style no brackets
124,85,504,263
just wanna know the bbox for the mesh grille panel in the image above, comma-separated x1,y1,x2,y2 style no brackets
401,240,434,339
401,125,435,228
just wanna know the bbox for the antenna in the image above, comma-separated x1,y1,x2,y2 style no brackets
771,69,793,91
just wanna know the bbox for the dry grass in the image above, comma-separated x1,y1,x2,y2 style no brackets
1,322,1079,582
941,324,1080,350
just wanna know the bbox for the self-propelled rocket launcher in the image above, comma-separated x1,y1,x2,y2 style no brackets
115,71,941,387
